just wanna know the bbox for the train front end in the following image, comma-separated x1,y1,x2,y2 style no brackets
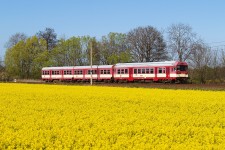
175,61,188,83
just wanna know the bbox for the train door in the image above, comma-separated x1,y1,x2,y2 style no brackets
61,70,64,80
49,70,52,81
112,65,115,81
128,68,133,81
97,66,100,81
83,69,85,80
154,67,158,81
166,67,170,79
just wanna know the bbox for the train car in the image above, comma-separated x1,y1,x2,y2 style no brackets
42,65,114,82
114,61,188,83
98,65,113,82
42,66,74,82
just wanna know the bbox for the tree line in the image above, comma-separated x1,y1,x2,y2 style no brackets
1,23,225,83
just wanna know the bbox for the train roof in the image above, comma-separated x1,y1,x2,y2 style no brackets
97,65,113,69
42,65,113,70
74,65,113,69
42,66,74,70
42,61,187,70
114,61,185,67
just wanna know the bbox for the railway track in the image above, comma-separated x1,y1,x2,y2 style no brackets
9,79,225,91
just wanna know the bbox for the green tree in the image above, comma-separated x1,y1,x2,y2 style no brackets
5,41,26,78
50,38,69,66
100,32,131,64
50,37,83,66
5,36,47,79
67,37,82,66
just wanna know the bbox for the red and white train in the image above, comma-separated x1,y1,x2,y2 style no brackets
42,61,188,83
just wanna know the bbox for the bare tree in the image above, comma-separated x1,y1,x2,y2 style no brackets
221,49,225,67
167,23,197,61
5,33,27,49
127,26,167,62
0,56,6,81
189,41,211,83
36,28,57,51
0,56,3,69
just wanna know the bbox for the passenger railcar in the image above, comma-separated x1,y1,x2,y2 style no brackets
114,61,188,83
41,61,188,83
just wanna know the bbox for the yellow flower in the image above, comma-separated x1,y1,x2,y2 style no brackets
0,83,225,149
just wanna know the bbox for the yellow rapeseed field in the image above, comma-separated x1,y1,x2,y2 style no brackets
0,83,225,149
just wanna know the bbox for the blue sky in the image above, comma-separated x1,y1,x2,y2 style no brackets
1,0,225,58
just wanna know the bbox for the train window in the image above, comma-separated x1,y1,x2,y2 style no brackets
107,70,110,74
43,71,49,75
138,69,141,74
104,70,107,74
101,70,103,74
125,69,128,74
88,70,96,74
64,70,71,75
142,69,145,74
134,69,137,74
158,68,165,74
52,70,60,75
171,67,176,72
177,65,188,71
75,70,82,75
146,69,149,74
150,68,154,74
117,69,120,74
158,68,162,74
121,69,124,74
